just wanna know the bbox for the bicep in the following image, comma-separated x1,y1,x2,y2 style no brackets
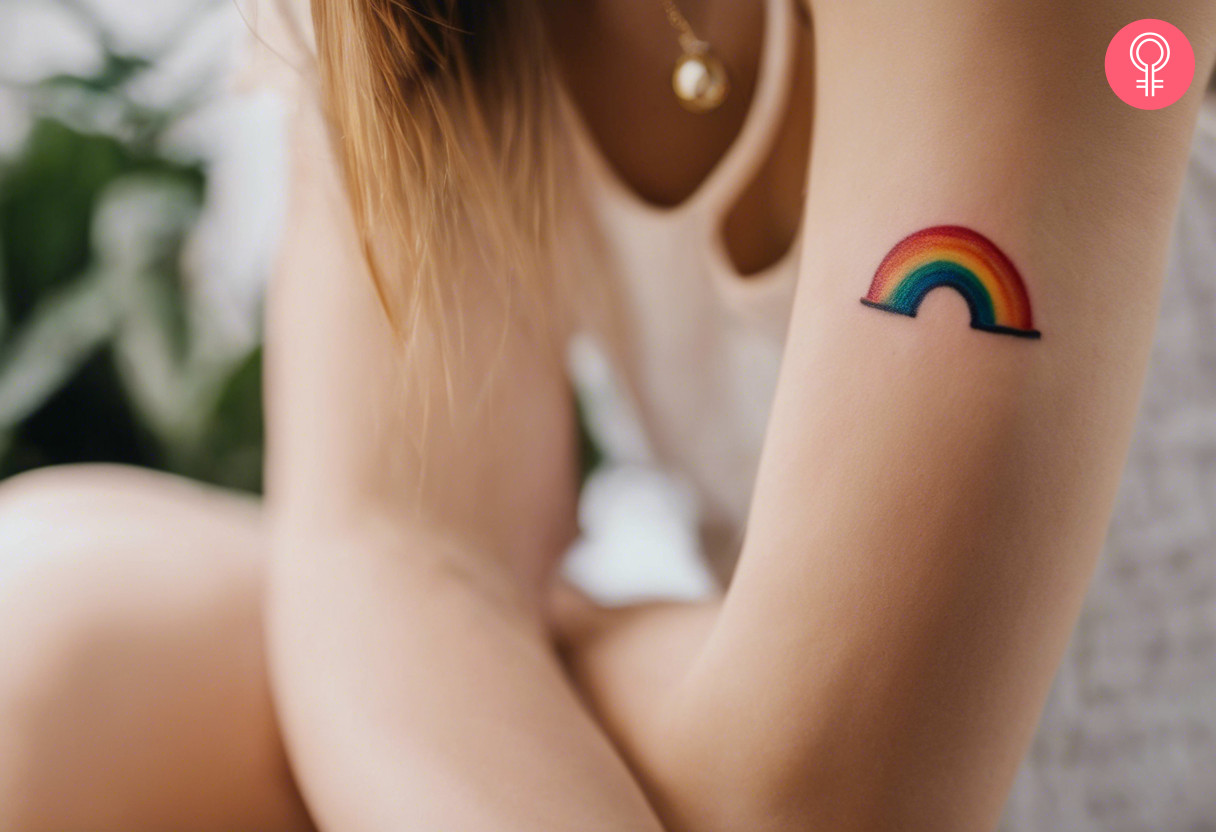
657,4,1216,830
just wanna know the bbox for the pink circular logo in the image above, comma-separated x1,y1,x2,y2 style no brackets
1105,19,1195,110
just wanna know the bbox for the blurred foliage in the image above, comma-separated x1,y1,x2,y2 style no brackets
0,2,265,492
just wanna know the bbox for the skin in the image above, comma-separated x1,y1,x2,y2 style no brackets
567,5,1216,832
0,0,1214,829
262,92,666,830
0,466,308,832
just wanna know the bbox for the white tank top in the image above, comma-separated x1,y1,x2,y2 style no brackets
556,0,805,575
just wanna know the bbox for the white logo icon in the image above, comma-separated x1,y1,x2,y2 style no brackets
1130,32,1170,96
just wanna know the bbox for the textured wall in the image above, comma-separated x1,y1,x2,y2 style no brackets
1003,98,1216,832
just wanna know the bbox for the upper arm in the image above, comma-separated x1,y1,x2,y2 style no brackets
263,91,578,588
651,4,1216,830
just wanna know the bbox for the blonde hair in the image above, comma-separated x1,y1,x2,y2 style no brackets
310,0,565,339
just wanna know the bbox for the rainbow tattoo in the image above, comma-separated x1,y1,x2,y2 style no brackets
860,226,1041,339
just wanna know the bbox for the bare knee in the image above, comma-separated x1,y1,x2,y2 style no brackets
0,463,151,514
0,547,117,830
0,466,297,832
0,469,158,829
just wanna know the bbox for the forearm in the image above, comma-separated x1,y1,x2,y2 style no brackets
644,4,1216,830
266,516,666,832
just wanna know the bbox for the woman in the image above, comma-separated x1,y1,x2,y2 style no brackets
1,0,1214,829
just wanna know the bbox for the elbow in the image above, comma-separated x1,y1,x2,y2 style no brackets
645,698,935,832
642,703,823,832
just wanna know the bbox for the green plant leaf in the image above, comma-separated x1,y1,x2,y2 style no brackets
0,272,116,430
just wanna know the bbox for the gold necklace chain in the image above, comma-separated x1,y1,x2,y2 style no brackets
659,0,707,53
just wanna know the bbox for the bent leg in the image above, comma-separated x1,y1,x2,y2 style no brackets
0,465,311,832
